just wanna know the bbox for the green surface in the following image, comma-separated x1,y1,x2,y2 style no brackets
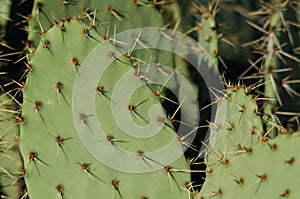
20,10,193,198
199,133,300,199
0,93,22,199
207,86,263,165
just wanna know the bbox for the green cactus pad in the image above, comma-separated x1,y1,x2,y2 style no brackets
20,13,199,198
198,133,300,199
0,93,22,199
207,85,263,166
197,2,219,70
27,0,168,48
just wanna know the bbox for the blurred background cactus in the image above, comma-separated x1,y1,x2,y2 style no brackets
0,0,299,198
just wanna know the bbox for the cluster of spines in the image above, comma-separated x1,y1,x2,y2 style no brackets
0,92,24,198
240,0,300,137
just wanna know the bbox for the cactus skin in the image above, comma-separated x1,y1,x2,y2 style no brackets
0,93,23,199
206,85,263,165
19,0,203,196
2,0,299,198
27,0,177,48
196,0,220,74
198,132,300,199
195,84,299,198
262,1,286,138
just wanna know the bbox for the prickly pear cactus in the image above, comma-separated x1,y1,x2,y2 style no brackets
19,0,216,198
206,85,264,165
3,0,299,198
242,0,300,136
0,93,23,199
193,85,300,198
198,132,300,198
195,0,220,72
